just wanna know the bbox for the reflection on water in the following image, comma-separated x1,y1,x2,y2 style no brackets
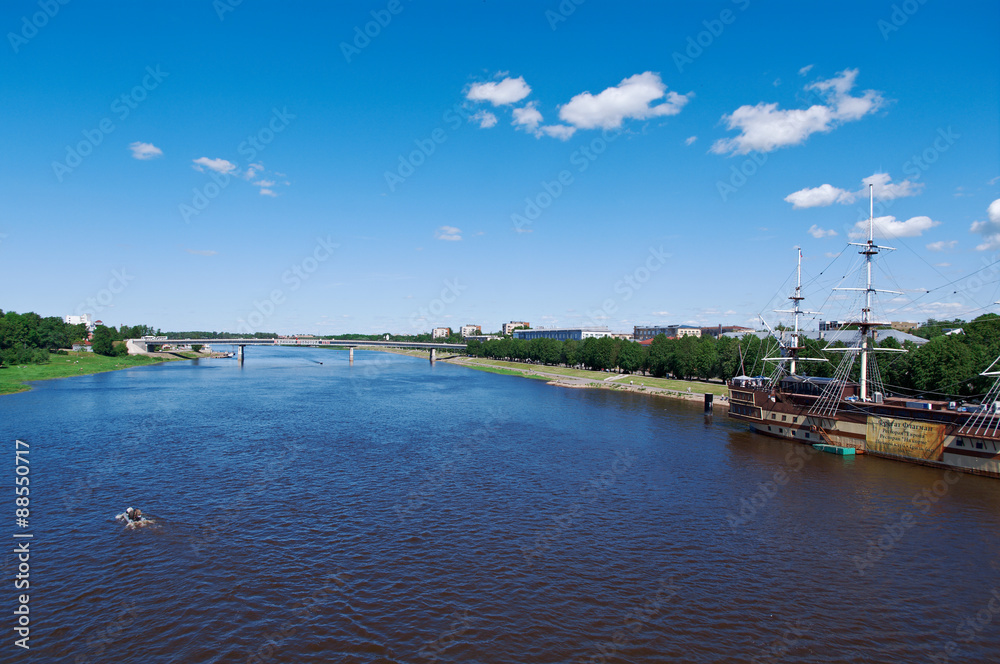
2,347,999,663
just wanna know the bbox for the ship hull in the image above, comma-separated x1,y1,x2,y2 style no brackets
728,385,1000,479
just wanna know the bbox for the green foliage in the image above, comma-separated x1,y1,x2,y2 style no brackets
91,326,116,356
191,344,203,352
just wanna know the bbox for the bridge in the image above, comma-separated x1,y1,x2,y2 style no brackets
126,338,467,363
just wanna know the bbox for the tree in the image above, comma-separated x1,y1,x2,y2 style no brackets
91,325,115,356
617,341,644,374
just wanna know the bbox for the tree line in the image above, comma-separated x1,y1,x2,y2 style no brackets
0,309,155,365
465,314,1000,399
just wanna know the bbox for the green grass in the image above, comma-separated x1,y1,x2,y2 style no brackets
0,352,169,395
459,358,729,394
461,358,609,380
463,364,550,380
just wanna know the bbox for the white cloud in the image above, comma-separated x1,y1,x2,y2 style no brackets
540,124,576,140
466,76,531,106
808,225,838,239
798,64,814,76
185,248,217,256
471,110,498,128
712,68,884,155
787,184,853,209
934,262,951,268
435,226,462,241
558,71,690,130
926,240,957,252
129,141,162,160
192,157,237,174
969,198,1000,250
784,172,922,209
512,103,543,133
989,175,1000,185
253,179,275,188
258,188,277,197
685,135,697,146
849,215,940,240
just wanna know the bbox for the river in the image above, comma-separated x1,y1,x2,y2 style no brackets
2,347,999,663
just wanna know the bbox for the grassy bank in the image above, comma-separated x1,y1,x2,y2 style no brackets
462,364,550,380
0,352,169,395
459,357,728,395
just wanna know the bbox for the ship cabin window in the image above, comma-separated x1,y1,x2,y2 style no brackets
976,441,984,449
956,439,964,447
793,417,798,423
771,414,776,420
767,426,772,431
782,415,786,422
805,433,811,439
778,428,783,433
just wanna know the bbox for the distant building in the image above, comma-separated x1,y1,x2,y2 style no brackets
633,325,702,341
64,314,95,331
465,335,501,342
891,321,920,333
608,332,633,340
432,327,452,339
513,326,612,341
818,320,843,332
502,321,530,336
460,325,481,338
700,324,753,338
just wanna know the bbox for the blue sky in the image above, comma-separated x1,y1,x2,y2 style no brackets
2,1,998,335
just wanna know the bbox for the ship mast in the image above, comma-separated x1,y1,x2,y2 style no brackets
837,184,900,401
773,248,821,376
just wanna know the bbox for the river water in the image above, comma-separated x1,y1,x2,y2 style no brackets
3,347,1000,663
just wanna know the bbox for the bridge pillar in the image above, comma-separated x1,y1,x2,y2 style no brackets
237,345,245,364
349,347,354,364
429,348,436,363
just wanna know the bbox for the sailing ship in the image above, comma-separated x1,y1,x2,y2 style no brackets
727,185,1000,478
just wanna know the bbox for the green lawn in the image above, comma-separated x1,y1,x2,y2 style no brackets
462,364,550,380
459,358,729,395
0,352,168,395
460,358,610,380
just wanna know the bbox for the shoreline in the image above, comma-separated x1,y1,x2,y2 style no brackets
0,349,219,396
371,347,730,410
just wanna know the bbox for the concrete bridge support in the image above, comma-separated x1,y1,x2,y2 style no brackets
237,345,245,364
429,349,436,363
349,347,354,364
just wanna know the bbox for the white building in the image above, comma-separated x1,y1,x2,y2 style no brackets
502,321,530,336
460,325,481,338
64,313,94,329
432,327,452,339
513,326,612,341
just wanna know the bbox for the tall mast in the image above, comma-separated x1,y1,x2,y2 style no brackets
773,247,820,376
850,184,896,400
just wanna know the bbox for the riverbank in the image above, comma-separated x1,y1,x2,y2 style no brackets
369,348,729,409
0,351,180,395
